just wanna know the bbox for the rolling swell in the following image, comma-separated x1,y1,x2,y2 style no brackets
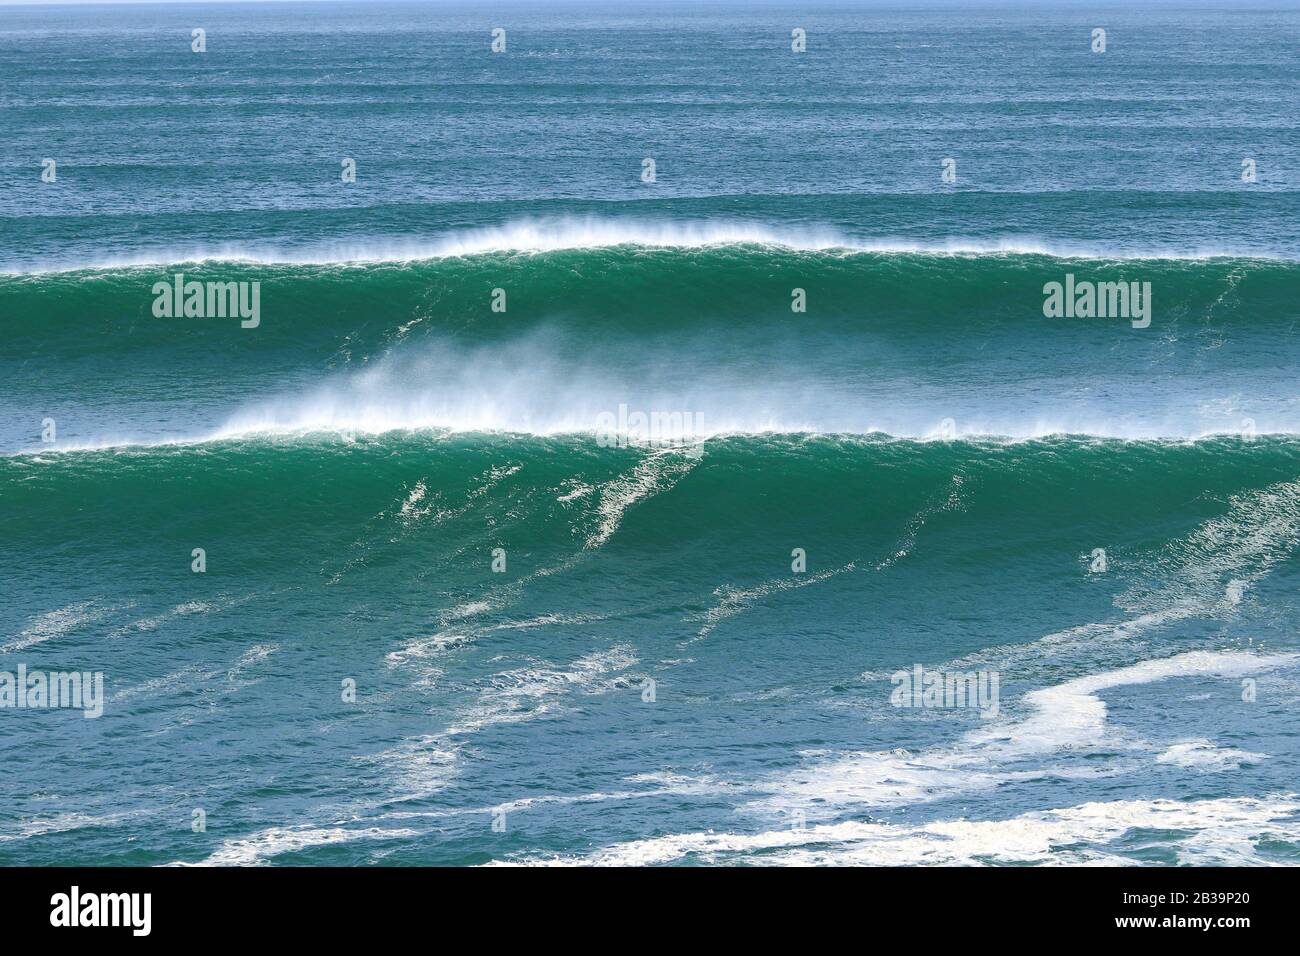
4,434,1298,620
7,0,1300,868
3,246,1298,354
3,241,1298,449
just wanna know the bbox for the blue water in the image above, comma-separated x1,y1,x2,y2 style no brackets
1,1,1299,866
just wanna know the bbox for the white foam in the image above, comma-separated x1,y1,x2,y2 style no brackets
23,355,1300,455
693,474,964,642
586,447,699,550
750,651,1297,817
986,651,1296,752
20,422,1297,458
381,450,698,676
1119,478,1300,619
360,737,462,800
3,216,1286,274
500,794,1300,866
194,334,1300,447
110,663,219,704
444,644,638,737
377,644,640,802
181,825,421,867
386,611,613,671
376,772,736,824
112,644,279,734
0,809,151,845
1156,739,1266,772
108,600,211,639
226,643,277,684
3,600,121,652
920,482,1300,683
693,563,854,642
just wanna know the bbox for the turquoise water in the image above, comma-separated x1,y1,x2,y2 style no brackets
2,1,1299,866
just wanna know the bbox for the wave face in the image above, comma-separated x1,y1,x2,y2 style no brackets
4,243,1299,450
4,0,1300,867
3,431,1300,865
4,239,1300,867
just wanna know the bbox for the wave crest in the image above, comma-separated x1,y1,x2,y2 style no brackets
3,215,1289,274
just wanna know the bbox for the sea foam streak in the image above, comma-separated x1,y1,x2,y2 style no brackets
747,651,1298,818
498,794,1300,867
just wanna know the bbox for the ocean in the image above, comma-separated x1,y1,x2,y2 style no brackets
2,0,1299,866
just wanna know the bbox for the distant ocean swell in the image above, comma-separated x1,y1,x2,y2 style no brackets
7,240,1298,346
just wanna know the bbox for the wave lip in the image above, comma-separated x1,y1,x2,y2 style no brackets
2,215,1290,274
12,425,1300,459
